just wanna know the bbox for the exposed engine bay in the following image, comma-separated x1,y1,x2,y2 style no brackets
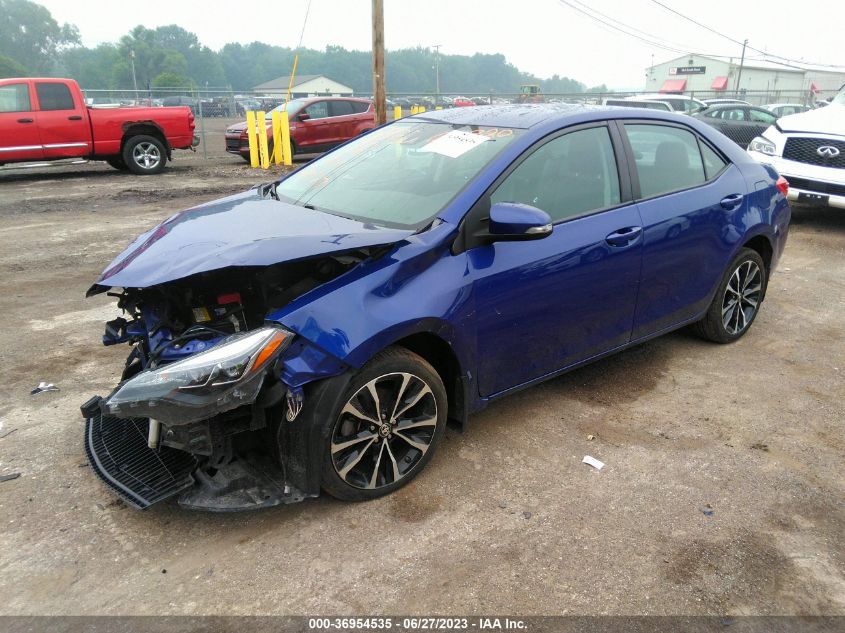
83,250,376,512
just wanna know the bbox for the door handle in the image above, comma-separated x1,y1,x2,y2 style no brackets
68,115,83,121
17,118,34,123
720,194,744,209
605,226,642,247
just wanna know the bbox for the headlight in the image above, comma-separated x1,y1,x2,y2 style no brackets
748,136,777,156
105,326,292,424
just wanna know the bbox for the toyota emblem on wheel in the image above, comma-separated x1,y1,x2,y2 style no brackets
816,145,841,158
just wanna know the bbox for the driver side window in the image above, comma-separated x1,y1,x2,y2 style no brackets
304,101,329,119
491,126,621,222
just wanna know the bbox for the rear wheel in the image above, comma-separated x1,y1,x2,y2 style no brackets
321,347,447,501
123,135,167,175
695,248,767,343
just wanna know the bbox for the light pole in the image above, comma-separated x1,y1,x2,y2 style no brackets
130,49,138,95
432,44,441,100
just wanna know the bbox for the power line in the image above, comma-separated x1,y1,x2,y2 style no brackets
297,0,312,49
568,0,690,52
648,0,845,69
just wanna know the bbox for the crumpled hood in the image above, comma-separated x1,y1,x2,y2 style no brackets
777,105,845,136
88,188,414,293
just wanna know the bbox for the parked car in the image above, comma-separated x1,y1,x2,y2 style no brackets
82,104,789,511
0,77,198,174
693,104,778,147
764,103,810,118
225,97,374,159
748,84,845,209
451,96,475,107
603,98,672,111
161,95,199,113
701,98,750,107
628,93,707,113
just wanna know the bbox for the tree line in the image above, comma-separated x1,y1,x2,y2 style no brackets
0,0,607,95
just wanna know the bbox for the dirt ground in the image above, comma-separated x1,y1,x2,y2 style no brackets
0,118,843,616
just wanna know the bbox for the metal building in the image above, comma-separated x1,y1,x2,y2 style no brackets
253,75,354,98
645,54,845,103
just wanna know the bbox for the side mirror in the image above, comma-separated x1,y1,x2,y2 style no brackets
297,112,310,121
487,202,553,241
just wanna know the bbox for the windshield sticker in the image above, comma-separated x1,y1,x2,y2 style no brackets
419,130,491,158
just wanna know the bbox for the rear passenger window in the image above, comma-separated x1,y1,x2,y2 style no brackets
349,101,370,114
700,143,727,179
36,83,75,111
625,124,706,198
491,126,621,222
329,101,353,117
0,83,30,112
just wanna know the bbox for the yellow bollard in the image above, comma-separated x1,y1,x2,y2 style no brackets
271,111,282,165
410,105,417,115
419,106,426,113
256,110,270,169
435,105,442,110
394,105,402,120
280,112,292,166
246,110,259,168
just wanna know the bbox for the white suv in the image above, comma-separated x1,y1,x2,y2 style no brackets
748,86,845,209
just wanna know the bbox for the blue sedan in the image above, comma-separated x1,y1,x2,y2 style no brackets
83,104,791,511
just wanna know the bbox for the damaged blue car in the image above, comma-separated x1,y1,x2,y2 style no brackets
82,104,790,511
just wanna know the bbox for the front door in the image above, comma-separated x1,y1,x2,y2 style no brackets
0,82,42,161
471,124,643,396
34,81,91,159
297,101,334,151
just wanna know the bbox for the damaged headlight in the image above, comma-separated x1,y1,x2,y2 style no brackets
105,326,293,424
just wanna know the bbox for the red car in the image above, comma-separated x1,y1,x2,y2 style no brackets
451,96,475,107
226,97,374,160
0,78,197,175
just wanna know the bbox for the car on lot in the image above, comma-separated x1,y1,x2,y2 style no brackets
0,77,198,174
764,103,810,118
748,84,845,209
693,104,779,147
603,98,672,111
451,96,475,107
701,98,750,107
225,97,374,160
626,93,707,113
82,104,790,512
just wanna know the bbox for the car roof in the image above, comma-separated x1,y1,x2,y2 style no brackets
415,103,695,129
764,103,804,107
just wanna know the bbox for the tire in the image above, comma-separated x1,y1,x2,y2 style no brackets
106,157,128,171
321,347,448,501
122,134,167,175
695,248,767,343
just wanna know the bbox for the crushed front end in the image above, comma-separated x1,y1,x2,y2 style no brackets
81,257,360,511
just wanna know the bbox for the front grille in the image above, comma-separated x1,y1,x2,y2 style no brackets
225,138,241,152
783,137,845,168
85,413,197,509
786,176,845,197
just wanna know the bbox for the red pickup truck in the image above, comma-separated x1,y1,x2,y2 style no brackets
0,78,198,175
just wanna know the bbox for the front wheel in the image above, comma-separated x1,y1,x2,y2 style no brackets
321,347,447,501
106,157,128,171
122,135,167,175
695,248,767,343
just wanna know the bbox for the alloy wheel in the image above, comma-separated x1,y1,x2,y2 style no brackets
132,142,161,170
331,372,439,490
722,260,762,335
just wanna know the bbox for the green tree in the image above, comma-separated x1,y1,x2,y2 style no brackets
0,53,29,78
0,0,79,74
151,72,194,90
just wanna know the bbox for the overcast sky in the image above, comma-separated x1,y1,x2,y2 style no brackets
36,0,843,88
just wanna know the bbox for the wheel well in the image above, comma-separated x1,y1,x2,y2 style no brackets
121,123,169,154
743,235,773,272
394,333,466,430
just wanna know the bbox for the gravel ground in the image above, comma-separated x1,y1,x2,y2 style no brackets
0,120,842,616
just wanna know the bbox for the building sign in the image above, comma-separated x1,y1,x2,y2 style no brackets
669,66,707,75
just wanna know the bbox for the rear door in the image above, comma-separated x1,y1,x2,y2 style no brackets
0,81,42,161
34,81,91,158
471,122,644,396
620,121,745,339
746,107,778,145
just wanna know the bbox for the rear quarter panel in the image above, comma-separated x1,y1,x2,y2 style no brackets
88,106,195,155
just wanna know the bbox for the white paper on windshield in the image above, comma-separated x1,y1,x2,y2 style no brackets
419,130,490,158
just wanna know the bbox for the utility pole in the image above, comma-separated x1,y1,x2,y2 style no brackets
371,0,386,125
433,44,441,99
735,38,748,98
130,49,138,94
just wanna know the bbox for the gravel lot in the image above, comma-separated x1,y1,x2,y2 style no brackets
0,118,843,616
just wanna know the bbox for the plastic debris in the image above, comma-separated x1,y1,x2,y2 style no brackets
0,473,21,483
586,434,595,441
701,504,715,517
522,511,533,520
582,455,605,470
31,382,60,395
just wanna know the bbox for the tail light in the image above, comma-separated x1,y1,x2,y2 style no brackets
188,111,195,131
776,176,789,197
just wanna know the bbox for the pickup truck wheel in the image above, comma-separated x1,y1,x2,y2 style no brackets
123,135,167,175
106,157,128,171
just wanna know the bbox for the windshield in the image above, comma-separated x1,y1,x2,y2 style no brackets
265,99,309,119
833,86,845,105
274,120,524,228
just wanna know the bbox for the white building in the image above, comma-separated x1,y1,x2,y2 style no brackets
253,74,354,98
645,54,845,104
